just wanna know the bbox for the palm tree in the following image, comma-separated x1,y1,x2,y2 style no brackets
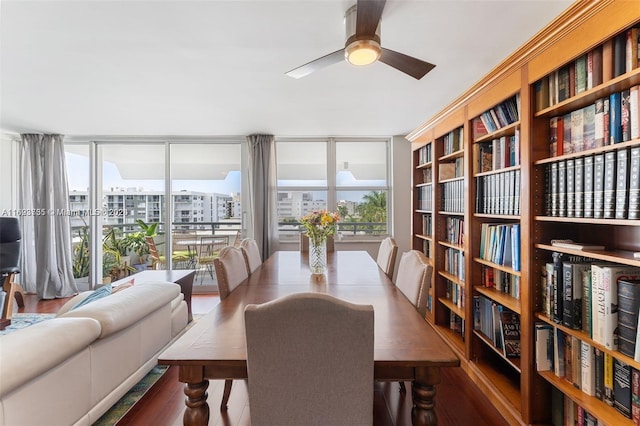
356,191,387,234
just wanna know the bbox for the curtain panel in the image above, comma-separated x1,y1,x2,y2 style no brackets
19,134,78,298
246,134,279,259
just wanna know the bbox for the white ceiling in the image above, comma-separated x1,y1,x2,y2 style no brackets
0,0,574,138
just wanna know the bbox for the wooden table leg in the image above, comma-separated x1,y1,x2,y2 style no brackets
183,380,209,426
411,366,441,426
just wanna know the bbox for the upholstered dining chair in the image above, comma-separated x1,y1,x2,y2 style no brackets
299,233,335,252
244,292,374,426
376,236,398,280
213,245,250,410
239,238,262,275
394,249,433,393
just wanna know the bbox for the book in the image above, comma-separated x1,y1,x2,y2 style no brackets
535,77,550,111
582,268,592,337
550,240,605,251
603,150,617,218
622,89,632,142
551,386,564,426
584,155,595,218
583,104,596,150
553,327,565,378
595,348,604,400
576,54,588,94
614,357,632,418
627,27,640,73
581,341,596,396
629,146,640,219
535,322,553,371
615,147,630,219
574,157,584,218
552,251,564,323
610,91,623,144
562,261,591,329
558,160,567,217
563,113,573,154
566,158,575,217
571,335,582,389
499,310,521,358
590,45,603,88
614,33,627,77
601,265,640,350
571,108,585,153
602,38,614,82
594,98,605,148
633,368,640,424
593,153,605,218
550,162,559,216
631,85,640,140
604,352,614,406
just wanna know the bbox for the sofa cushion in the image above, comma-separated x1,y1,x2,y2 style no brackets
0,317,101,396
60,281,181,339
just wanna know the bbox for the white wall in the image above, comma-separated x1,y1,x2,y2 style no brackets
391,135,412,274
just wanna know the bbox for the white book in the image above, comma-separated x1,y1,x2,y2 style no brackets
601,265,640,350
590,263,612,345
553,327,565,378
535,323,552,371
581,341,596,396
631,86,639,140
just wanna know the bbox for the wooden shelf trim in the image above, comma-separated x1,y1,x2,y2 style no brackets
430,323,466,357
415,209,433,214
415,234,432,242
416,161,433,169
473,257,522,277
474,213,521,220
438,210,465,217
438,176,464,184
415,182,432,188
468,360,523,425
439,149,464,162
474,286,521,314
535,244,640,267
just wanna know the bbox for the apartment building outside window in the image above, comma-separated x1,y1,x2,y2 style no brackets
276,138,390,243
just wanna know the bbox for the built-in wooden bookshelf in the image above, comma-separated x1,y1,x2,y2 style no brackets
408,2,640,425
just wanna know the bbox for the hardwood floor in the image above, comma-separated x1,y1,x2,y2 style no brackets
18,293,509,426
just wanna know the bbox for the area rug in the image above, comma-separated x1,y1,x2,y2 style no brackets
93,365,169,425
0,313,56,335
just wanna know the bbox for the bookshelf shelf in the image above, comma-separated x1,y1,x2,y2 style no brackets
538,370,634,426
536,244,640,267
474,286,520,314
473,257,522,277
534,138,640,165
534,68,640,119
415,182,432,188
408,3,640,424
473,330,521,373
438,297,465,319
474,164,521,178
473,121,521,144
417,161,433,169
438,240,463,251
439,149,464,162
437,270,464,287
415,234,432,241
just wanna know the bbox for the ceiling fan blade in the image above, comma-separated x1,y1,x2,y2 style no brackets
356,0,386,37
379,48,436,80
285,49,345,79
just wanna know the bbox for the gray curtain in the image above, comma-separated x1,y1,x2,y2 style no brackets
18,134,78,299
246,134,279,259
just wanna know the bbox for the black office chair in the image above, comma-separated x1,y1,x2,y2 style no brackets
0,217,25,320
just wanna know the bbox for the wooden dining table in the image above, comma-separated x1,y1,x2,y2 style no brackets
158,250,460,426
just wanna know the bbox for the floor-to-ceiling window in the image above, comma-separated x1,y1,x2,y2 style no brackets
65,139,242,290
276,137,390,243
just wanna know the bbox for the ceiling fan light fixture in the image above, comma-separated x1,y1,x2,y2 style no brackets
345,39,381,66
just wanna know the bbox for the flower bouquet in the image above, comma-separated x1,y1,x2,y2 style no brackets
299,210,340,274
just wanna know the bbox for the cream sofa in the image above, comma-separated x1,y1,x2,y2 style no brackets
0,281,188,426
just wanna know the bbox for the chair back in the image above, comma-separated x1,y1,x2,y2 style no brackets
395,250,432,318
244,292,374,426
299,233,335,252
376,236,398,280
144,236,161,270
214,246,249,300
239,238,262,274
0,217,21,274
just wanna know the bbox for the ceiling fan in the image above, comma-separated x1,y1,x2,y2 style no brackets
285,0,435,80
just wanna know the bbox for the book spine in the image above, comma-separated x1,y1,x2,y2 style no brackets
616,147,630,219
575,157,584,218
582,268,592,337
629,146,640,219
603,150,617,219
558,160,567,217
567,159,575,218
553,252,564,323
631,85,639,140
551,162,559,217
595,348,604,400
583,104,596,150
610,92,623,144
581,341,595,396
633,367,640,424
614,358,632,418
584,155,594,218
593,153,605,219
594,98,605,148
604,352,614,406
622,89,632,142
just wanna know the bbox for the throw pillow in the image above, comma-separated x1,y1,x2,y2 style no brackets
71,284,112,311
112,279,135,293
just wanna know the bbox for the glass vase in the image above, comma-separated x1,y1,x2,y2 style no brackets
309,238,327,275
